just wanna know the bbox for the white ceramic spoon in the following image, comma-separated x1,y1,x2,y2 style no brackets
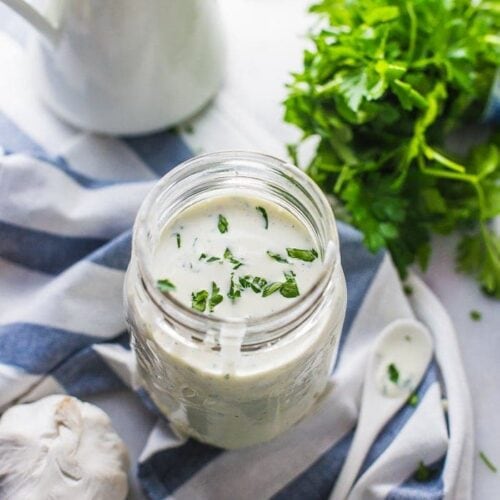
330,318,433,500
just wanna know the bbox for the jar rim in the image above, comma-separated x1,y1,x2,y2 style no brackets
132,151,340,345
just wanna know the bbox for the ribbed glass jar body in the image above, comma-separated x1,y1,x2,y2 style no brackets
124,152,347,449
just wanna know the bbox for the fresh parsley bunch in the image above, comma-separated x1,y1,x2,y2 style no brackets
284,0,500,297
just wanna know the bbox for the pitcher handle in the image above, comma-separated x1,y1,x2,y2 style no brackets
2,0,58,45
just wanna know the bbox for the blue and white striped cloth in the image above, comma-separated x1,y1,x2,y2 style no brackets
0,106,475,499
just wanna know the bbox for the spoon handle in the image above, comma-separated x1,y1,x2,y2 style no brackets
330,413,379,500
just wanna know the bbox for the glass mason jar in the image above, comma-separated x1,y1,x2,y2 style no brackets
124,151,347,449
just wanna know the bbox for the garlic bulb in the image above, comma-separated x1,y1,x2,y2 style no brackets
0,395,129,500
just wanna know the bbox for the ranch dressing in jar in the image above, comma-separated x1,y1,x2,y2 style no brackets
125,152,347,448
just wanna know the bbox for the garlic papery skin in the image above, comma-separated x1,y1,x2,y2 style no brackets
0,395,129,500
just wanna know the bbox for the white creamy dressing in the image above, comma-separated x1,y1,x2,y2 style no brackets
375,326,431,398
152,196,322,318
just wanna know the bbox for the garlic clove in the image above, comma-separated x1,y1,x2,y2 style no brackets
0,395,129,500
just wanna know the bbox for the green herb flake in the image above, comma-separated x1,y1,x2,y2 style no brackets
224,248,244,269
256,206,269,229
199,253,207,261
207,256,221,263
479,451,498,473
414,461,432,482
470,310,482,321
191,289,209,312
209,281,223,312
239,275,268,293
262,282,282,297
280,271,300,298
388,363,399,384
408,392,419,407
218,214,229,234
156,279,176,293
286,248,318,262
227,273,242,302
175,233,181,249
267,251,289,264
403,284,413,296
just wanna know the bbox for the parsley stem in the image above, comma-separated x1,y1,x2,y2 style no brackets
406,1,417,63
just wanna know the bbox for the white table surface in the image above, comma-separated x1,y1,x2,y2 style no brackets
0,1,498,498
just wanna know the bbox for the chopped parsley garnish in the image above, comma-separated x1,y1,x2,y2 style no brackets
227,273,241,302
239,275,267,293
286,248,318,262
388,363,399,384
408,393,419,407
479,451,498,474
156,279,176,293
256,206,269,229
262,282,282,297
175,233,181,248
261,271,300,298
403,284,413,296
209,281,223,312
479,451,497,473
191,289,209,312
199,253,221,263
470,310,482,321
280,271,300,298
218,214,229,234
224,248,244,269
414,461,433,482
267,251,289,264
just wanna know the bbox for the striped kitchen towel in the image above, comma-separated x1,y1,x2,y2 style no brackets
0,37,473,500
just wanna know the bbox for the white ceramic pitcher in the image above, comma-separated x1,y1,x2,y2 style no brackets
2,0,225,135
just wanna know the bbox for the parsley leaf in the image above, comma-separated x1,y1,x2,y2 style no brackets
407,392,419,407
218,214,229,234
209,282,223,312
227,273,242,302
280,271,300,298
157,279,176,293
199,253,221,263
267,251,289,263
191,289,209,312
224,248,244,269
256,206,269,229
239,275,268,293
387,363,399,384
470,310,482,321
175,233,181,248
414,461,433,482
262,282,282,297
262,271,301,298
284,0,500,298
286,248,318,262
